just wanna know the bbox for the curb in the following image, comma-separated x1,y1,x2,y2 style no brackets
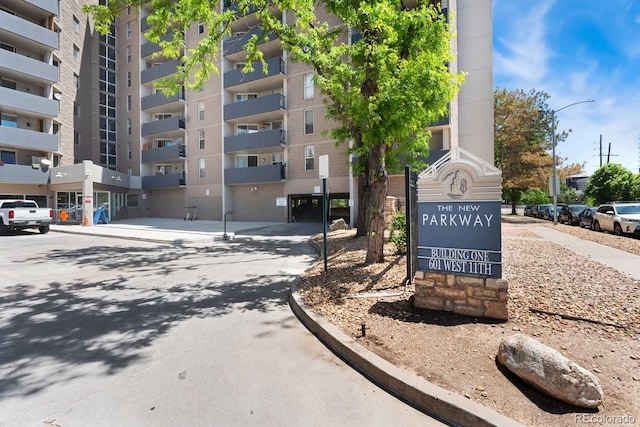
289,286,524,427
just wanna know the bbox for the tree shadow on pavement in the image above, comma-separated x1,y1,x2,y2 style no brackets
0,236,314,399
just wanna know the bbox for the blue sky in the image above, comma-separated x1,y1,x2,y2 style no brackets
493,0,640,175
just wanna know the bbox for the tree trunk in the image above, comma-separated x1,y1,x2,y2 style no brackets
365,145,388,264
355,174,369,237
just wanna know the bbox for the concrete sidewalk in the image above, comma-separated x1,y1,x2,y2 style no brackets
503,216,640,280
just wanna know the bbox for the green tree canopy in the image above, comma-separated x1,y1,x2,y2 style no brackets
585,163,635,205
85,0,463,263
494,88,568,214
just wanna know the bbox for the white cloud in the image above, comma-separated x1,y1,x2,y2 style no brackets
493,0,555,86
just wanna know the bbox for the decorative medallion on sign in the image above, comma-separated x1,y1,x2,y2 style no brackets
443,169,468,199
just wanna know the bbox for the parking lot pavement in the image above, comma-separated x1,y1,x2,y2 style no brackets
50,218,285,244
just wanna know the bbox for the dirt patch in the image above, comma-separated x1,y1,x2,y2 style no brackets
298,223,640,427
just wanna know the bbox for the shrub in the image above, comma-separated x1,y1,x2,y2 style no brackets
388,210,407,255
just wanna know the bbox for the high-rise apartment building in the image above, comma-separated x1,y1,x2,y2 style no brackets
0,0,492,225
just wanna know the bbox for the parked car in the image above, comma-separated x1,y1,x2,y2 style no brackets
559,204,589,225
578,207,597,229
0,199,53,234
535,204,552,219
523,205,535,216
543,203,566,221
593,201,640,236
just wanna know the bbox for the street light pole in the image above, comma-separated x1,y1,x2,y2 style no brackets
551,99,595,225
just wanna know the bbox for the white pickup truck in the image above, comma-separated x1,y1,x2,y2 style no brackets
0,199,53,234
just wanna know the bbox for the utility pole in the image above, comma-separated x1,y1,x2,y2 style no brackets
599,134,602,168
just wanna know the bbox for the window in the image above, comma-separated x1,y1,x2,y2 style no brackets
155,113,172,120
235,155,258,168
304,74,314,99
74,131,79,145
126,22,131,39
127,94,132,111
73,102,80,117
304,110,314,134
198,129,205,149
0,79,16,90
198,158,205,178
73,73,79,88
127,118,132,135
0,113,17,128
73,44,80,59
235,93,257,103
127,70,132,87
154,164,172,175
198,22,205,34
127,143,132,160
197,101,205,120
0,42,15,52
236,124,258,135
272,152,283,165
155,138,174,148
0,150,17,164
304,145,314,170
72,15,80,33
126,45,131,63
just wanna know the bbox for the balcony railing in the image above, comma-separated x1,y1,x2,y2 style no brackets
224,129,285,153
141,144,186,163
141,116,186,137
141,33,175,58
142,172,186,189
25,0,59,16
0,126,58,152
141,59,180,84
224,163,286,185
0,9,58,50
141,88,185,111
224,56,286,90
0,86,58,117
0,49,58,84
223,28,278,56
0,163,49,184
224,93,285,121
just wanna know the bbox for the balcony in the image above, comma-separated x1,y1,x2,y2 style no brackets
141,144,185,163
141,33,175,58
142,172,186,189
0,126,58,151
224,56,286,92
0,10,58,51
0,86,58,118
141,116,186,137
224,93,285,122
0,49,58,84
224,129,285,153
24,0,59,16
0,163,49,185
141,89,185,113
224,163,285,185
223,28,279,58
141,59,180,84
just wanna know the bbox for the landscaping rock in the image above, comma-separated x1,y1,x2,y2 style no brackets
329,218,348,231
497,333,603,408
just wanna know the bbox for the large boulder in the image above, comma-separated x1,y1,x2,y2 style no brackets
329,218,348,231
497,334,603,408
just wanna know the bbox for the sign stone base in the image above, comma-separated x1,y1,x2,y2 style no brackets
413,271,508,320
